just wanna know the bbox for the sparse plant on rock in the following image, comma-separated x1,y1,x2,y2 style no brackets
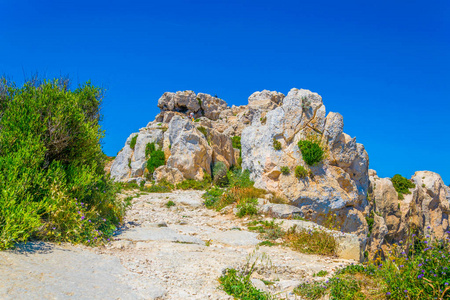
295,165,308,179
280,166,290,175
272,138,282,150
298,139,324,166
130,134,138,150
391,174,415,200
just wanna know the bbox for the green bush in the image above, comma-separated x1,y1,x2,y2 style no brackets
219,268,274,300
176,176,211,190
145,142,165,174
272,138,282,150
236,198,258,218
0,78,124,249
295,165,308,179
130,135,138,150
227,169,254,188
391,174,415,199
231,136,241,150
145,142,156,158
212,161,228,186
280,166,290,175
202,187,224,208
298,140,324,165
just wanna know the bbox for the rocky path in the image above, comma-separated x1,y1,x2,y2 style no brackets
0,191,355,299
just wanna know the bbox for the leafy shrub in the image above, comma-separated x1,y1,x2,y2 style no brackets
166,200,175,208
280,166,290,175
314,270,329,277
236,198,258,218
272,138,282,150
145,142,156,158
295,165,308,179
130,134,138,150
231,136,241,150
146,150,165,173
0,78,124,249
227,169,254,188
213,161,228,186
248,220,285,240
219,268,273,300
298,139,324,165
391,174,415,199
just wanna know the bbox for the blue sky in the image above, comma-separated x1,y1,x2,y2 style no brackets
1,0,449,183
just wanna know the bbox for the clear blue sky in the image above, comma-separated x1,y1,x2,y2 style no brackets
1,0,449,184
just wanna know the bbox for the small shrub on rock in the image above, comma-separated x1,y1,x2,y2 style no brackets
197,126,208,138
146,150,165,173
280,166,290,175
236,198,258,218
298,139,323,165
391,174,415,199
272,138,282,150
130,134,138,150
231,136,241,150
295,165,308,179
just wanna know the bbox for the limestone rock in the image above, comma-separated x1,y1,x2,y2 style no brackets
153,166,184,185
166,115,212,180
248,90,285,110
110,133,136,181
258,203,302,219
197,93,228,120
157,90,200,114
241,88,369,237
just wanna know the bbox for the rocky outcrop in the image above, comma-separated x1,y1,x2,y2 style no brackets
241,88,369,237
367,170,450,257
110,87,449,259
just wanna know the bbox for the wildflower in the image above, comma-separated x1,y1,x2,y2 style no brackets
427,226,431,229
87,239,90,242
445,283,449,286
386,292,391,295
418,274,424,279
404,290,408,293
419,263,423,267
88,219,91,223
400,265,404,268
81,216,85,220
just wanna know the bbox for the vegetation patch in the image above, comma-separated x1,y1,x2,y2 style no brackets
284,226,337,256
145,142,165,174
280,166,290,175
236,198,258,218
165,200,175,208
272,138,282,150
219,268,273,300
298,139,324,166
176,174,211,190
0,78,124,249
212,161,228,186
130,134,138,150
391,174,415,200
295,165,308,179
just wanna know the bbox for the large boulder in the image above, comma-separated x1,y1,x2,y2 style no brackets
241,88,369,237
110,133,136,181
157,91,200,114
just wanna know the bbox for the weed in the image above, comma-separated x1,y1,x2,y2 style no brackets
176,173,211,190
260,116,267,124
258,240,277,246
231,136,241,150
280,166,290,175
272,138,282,150
295,165,308,179
313,270,329,277
285,226,337,256
130,134,138,150
166,200,175,208
197,126,208,138
236,198,258,218
391,174,415,200
219,269,274,300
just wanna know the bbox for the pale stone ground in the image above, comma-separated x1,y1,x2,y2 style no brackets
0,190,355,299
